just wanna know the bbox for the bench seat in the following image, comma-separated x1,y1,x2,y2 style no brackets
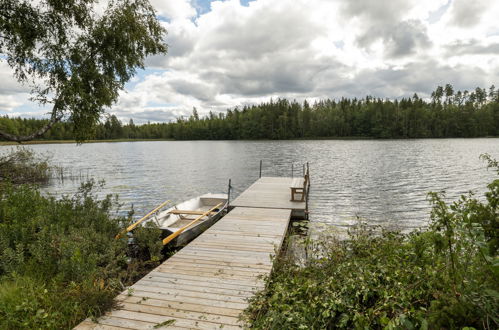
290,177,305,189
290,176,307,202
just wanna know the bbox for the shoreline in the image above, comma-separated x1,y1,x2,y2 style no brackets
0,138,174,146
1,136,498,146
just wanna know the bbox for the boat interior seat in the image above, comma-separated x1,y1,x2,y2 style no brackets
169,209,215,215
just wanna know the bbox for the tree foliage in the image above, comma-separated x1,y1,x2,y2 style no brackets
0,0,167,142
1,84,498,141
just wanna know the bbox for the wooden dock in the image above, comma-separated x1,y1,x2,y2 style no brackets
76,177,307,329
231,177,307,218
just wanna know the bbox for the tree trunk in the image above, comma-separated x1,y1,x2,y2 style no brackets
0,109,62,143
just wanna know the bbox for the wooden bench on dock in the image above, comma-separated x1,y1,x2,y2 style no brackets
290,174,308,202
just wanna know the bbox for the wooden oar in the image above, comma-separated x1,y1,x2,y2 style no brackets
162,202,224,246
115,199,171,239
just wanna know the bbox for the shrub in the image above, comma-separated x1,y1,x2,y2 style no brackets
0,180,163,328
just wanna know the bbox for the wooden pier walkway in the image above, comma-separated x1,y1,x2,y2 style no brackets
76,177,307,329
231,177,307,218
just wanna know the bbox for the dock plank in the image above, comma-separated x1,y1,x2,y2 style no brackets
116,295,244,317
137,279,255,297
118,302,242,326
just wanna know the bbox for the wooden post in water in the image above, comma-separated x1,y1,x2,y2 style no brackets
305,162,310,220
291,163,294,178
259,160,262,178
227,178,231,209
306,162,310,189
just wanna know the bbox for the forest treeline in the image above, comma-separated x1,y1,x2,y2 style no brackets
1,84,498,141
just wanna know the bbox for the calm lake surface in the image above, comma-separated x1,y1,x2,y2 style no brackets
5,139,499,232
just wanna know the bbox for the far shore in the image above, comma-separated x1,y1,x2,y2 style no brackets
0,138,173,146
1,136,498,146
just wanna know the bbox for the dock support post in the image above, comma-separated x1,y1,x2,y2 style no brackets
227,179,231,210
259,160,262,178
305,193,309,220
291,163,294,178
305,162,310,220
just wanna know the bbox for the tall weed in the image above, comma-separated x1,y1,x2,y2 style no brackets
0,147,50,184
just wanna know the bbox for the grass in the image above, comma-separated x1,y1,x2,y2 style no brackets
245,155,499,329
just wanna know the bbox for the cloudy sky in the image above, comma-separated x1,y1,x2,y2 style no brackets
1,0,499,123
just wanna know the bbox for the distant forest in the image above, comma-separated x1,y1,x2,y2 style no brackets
2,85,498,141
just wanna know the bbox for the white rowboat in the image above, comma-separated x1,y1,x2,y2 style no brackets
144,193,228,247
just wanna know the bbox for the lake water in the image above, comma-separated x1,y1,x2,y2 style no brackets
4,139,498,232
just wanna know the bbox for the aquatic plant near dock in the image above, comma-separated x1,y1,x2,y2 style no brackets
246,156,499,329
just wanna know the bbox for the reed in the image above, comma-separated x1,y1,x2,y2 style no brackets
0,147,50,184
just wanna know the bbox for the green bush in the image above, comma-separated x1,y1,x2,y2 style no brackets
0,180,163,329
246,156,499,329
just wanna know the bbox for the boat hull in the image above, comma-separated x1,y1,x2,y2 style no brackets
145,193,228,248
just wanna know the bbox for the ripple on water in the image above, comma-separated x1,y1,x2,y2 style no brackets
2,138,497,231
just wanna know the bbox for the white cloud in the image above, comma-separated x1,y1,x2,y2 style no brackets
0,95,22,112
150,0,196,19
0,63,36,114
121,0,497,122
448,0,488,28
0,62,31,94
2,0,498,123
